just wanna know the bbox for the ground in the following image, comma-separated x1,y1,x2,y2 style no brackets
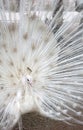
13,112,83,130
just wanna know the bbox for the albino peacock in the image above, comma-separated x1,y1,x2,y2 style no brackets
0,0,83,130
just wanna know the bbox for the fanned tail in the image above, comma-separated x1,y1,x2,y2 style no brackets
0,0,83,129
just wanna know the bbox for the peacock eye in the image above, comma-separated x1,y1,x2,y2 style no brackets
27,78,29,82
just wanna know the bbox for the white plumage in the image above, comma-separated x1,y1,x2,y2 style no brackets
0,0,83,130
